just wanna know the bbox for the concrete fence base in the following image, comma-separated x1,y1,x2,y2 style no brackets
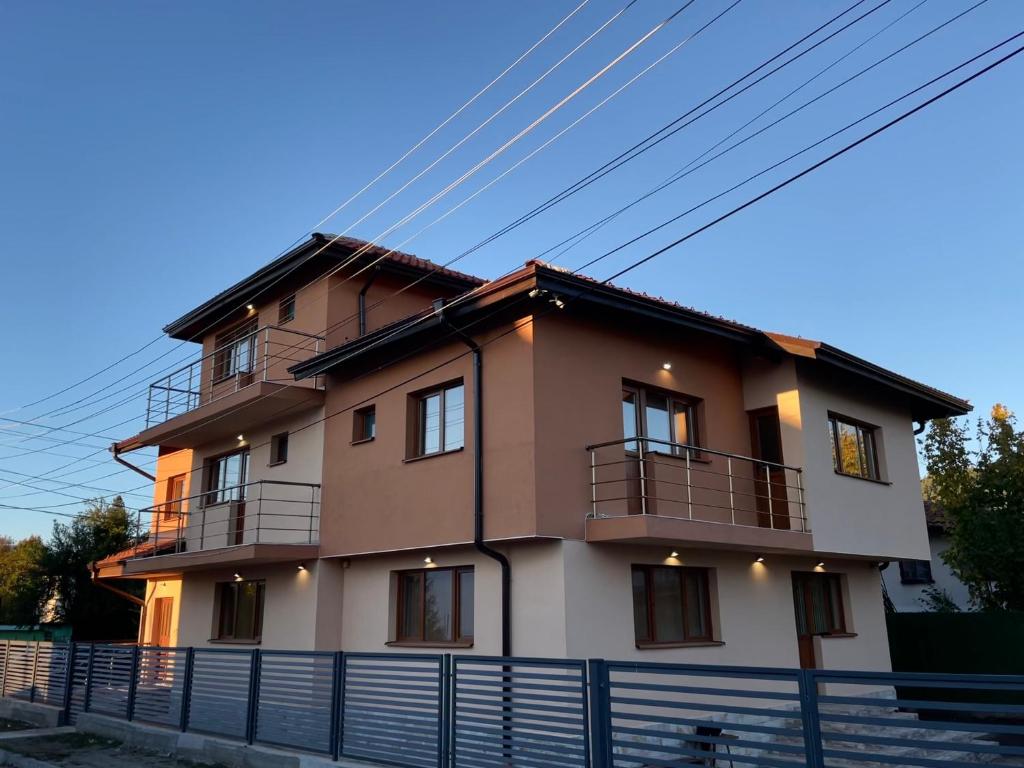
0,699,63,729
74,713,379,768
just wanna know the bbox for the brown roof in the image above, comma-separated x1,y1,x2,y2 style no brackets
318,233,485,286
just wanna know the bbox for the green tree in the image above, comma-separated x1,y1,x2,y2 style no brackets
41,496,142,640
923,404,1024,611
0,536,48,625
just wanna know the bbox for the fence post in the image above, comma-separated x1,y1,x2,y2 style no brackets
179,648,195,732
245,649,261,745
126,645,141,721
29,642,40,703
587,659,612,768
438,654,451,768
62,644,76,721
798,669,825,768
83,644,96,713
331,651,348,765
1,641,9,697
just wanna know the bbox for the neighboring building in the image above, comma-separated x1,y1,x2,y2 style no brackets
882,501,972,612
101,234,969,672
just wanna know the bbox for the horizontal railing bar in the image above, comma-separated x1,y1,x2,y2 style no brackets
587,437,803,472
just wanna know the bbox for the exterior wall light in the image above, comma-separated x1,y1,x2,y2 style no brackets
237,434,245,441
552,297,566,310
233,573,242,581
670,551,679,558
424,556,433,565
816,561,825,569
755,556,765,564
662,362,672,371
297,564,306,571
246,304,255,311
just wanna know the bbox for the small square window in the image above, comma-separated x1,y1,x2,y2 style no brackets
278,295,296,324
269,432,289,465
899,559,933,585
353,406,376,443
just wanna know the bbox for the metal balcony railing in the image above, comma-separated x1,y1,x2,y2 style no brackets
587,437,808,533
145,325,325,428
130,480,320,558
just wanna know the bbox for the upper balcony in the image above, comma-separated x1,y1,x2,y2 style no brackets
586,437,814,553
121,480,320,575
133,325,326,449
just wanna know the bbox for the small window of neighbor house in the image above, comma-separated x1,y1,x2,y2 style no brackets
353,405,376,443
828,413,881,481
278,294,296,324
899,559,933,585
269,432,289,465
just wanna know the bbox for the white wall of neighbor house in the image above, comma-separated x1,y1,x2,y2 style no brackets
882,534,972,612
795,368,930,561
560,540,891,671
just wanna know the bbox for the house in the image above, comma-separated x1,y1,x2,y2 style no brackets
881,501,971,612
100,233,970,672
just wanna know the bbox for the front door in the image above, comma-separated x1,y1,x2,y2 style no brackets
150,596,173,647
749,407,790,530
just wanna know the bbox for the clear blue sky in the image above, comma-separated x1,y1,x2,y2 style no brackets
0,0,1021,540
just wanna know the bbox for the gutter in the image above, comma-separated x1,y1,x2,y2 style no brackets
438,304,512,656
110,443,156,482
89,563,145,607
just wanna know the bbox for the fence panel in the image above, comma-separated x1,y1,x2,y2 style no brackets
600,661,807,768
452,656,590,768
133,647,189,727
1,641,35,700
65,643,92,723
810,668,1024,767
339,652,444,768
254,651,335,754
33,642,70,706
185,648,253,739
87,645,134,718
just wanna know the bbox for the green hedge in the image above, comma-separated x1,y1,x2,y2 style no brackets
887,612,1024,675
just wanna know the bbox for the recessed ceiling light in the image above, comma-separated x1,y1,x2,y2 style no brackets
246,304,255,311
670,551,679,558
755,556,765,564
662,362,672,371
424,556,433,564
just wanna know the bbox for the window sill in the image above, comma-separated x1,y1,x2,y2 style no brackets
636,640,724,650
900,579,934,586
267,460,287,467
819,632,857,640
386,640,473,649
403,447,464,464
208,638,262,645
833,470,891,486
351,437,375,446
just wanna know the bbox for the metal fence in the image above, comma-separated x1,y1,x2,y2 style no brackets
2,640,1023,767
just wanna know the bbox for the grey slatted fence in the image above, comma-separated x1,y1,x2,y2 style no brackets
185,648,254,740
86,645,134,718
31,641,70,706
452,656,590,768
1,641,37,700
133,647,188,727
339,652,445,768
66,642,92,723
255,650,335,754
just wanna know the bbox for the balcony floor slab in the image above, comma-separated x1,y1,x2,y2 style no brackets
585,514,815,554
122,542,319,575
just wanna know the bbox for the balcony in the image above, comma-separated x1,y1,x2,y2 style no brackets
586,437,813,553
134,325,325,448
122,480,320,575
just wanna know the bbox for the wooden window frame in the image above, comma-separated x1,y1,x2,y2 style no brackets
269,432,289,466
793,572,847,636
212,319,258,383
631,564,714,646
162,474,187,520
353,405,376,444
622,381,702,456
899,559,934,585
213,579,265,642
409,380,465,458
393,566,473,646
278,294,296,325
828,413,882,481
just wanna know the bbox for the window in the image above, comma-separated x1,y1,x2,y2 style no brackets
413,382,464,457
278,295,296,324
395,567,473,644
622,383,700,454
213,320,258,382
353,405,376,443
828,414,880,480
207,450,249,504
269,432,289,465
899,559,934,585
793,573,846,636
162,474,186,520
631,565,713,645
215,580,265,641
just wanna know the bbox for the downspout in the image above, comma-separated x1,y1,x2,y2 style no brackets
913,420,927,435
110,444,156,482
358,267,381,337
438,306,512,656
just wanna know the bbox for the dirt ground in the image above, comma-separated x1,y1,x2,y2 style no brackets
1,733,228,768
0,719,34,732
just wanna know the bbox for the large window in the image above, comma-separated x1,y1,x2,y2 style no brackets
207,450,249,504
395,567,473,644
215,579,265,641
631,565,713,645
213,320,258,382
622,383,699,454
899,559,933,585
413,382,464,457
792,573,846,636
828,414,880,480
